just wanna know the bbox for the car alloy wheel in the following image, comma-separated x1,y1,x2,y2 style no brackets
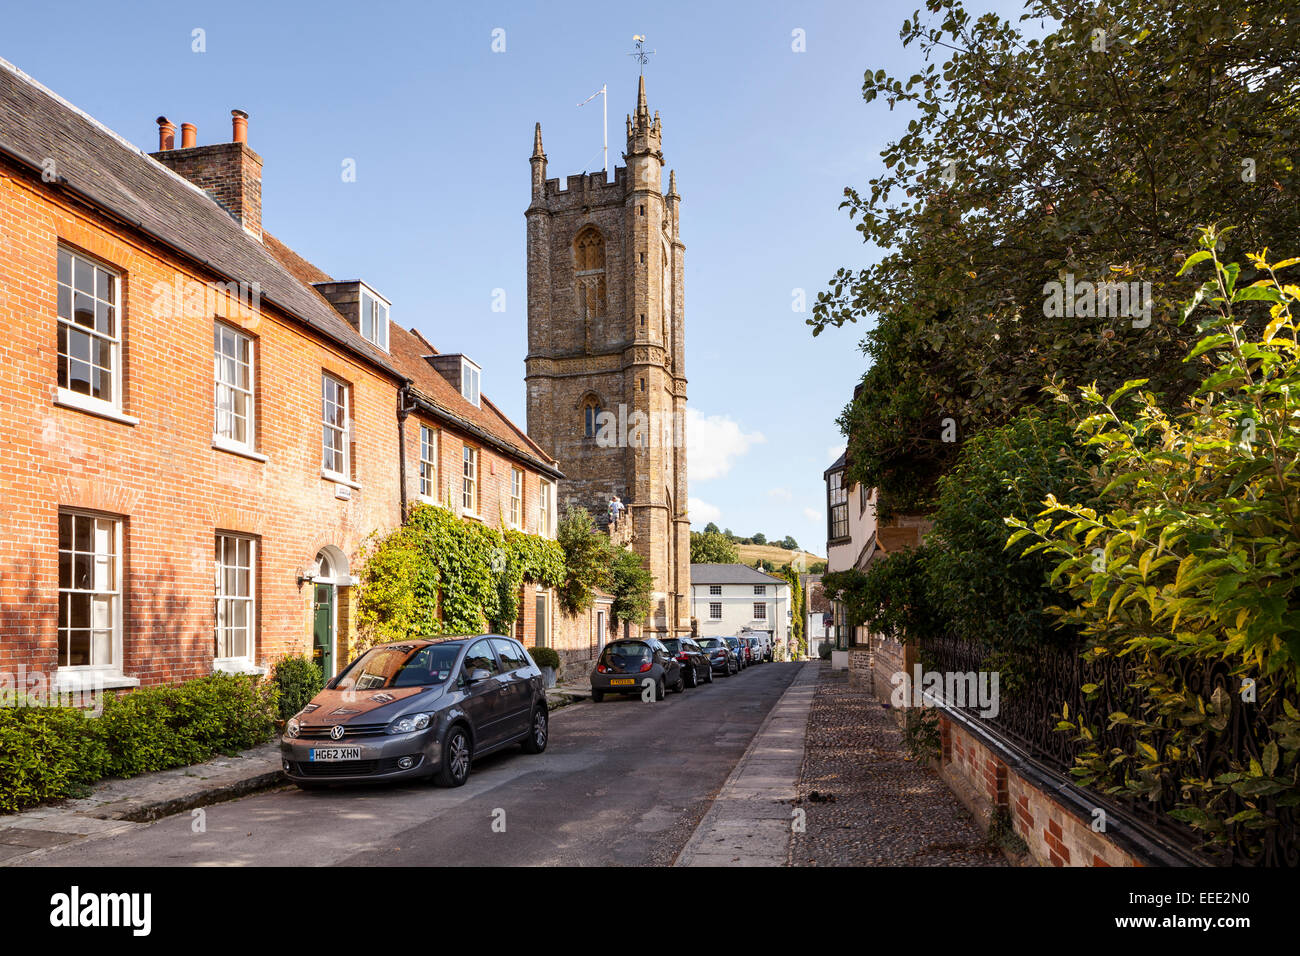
436,727,472,787
674,673,685,694
655,677,666,701
705,666,714,684
523,706,548,753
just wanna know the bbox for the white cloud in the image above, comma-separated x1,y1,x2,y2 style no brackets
768,487,793,502
827,444,846,462
803,506,821,522
687,408,766,481
689,498,721,526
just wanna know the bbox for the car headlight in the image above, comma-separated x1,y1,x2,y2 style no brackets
286,718,301,738
387,713,433,735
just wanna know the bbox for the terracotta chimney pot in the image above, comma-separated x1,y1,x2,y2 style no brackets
231,109,248,144
180,123,196,149
156,116,175,151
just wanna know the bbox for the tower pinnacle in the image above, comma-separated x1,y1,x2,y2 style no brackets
531,122,545,159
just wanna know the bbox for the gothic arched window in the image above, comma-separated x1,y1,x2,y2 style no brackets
583,397,602,438
574,227,607,322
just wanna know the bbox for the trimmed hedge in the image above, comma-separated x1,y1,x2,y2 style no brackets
0,672,278,814
273,655,324,720
527,646,561,671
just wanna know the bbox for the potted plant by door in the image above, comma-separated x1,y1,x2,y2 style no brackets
528,646,561,688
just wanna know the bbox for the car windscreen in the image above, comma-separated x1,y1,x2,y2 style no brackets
724,638,740,648
662,640,684,654
697,639,723,649
600,643,652,665
337,643,461,691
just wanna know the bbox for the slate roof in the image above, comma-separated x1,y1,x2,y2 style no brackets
0,56,557,477
691,564,787,586
0,57,401,378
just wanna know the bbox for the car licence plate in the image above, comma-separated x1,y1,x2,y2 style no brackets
309,747,362,761
609,678,636,686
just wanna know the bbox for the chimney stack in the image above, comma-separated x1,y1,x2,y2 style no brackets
156,116,175,151
150,108,263,240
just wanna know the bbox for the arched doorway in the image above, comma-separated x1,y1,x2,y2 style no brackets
311,546,349,678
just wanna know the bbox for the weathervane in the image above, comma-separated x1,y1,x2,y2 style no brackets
627,35,655,74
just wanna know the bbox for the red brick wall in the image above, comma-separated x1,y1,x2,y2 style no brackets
938,714,1141,867
0,163,399,687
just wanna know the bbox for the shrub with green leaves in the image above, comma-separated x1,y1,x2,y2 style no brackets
0,673,279,814
273,655,324,720
1010,233,1300,850
527,646,561,670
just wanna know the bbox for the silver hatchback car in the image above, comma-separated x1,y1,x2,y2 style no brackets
281,636,549,789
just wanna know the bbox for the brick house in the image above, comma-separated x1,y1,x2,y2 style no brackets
0,57,566,691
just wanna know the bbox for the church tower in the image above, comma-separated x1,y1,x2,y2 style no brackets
524,77,690,638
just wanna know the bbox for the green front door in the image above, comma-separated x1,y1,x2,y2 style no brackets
313,583,335,678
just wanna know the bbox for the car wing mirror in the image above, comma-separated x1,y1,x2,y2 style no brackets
466,668,490,685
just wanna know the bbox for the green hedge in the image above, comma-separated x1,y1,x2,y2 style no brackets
0,672,278,814
273,655,324,720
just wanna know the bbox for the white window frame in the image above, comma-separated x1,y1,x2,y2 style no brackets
57,246,122,414
57,509,123,675
709,584,722,596
509,467,524,528
709,602,723,620
461,360,481,407
359,285,390,351
213,322,255,452
462,445,479,515
754,585,766,595
753,602,767,620
321,372,351,479
419,425,439,501
214,533,256,666
539,479,553,536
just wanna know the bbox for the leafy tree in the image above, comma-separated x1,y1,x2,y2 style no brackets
703,521,721,535
723,528,734,539
814,0,1300,511
556,508,612,616
752,532,767,546
780,536,800,551
809,561,828,574
822,545,943,645
610,548,654,628
925,408,1095,654
691,530,739,564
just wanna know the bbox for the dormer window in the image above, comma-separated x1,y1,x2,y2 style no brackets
359,286,389,351
461,360,480,407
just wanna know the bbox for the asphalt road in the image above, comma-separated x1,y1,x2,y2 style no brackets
25,662,802,867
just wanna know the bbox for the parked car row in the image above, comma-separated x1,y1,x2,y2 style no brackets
589,632,773,702
281,630,782,792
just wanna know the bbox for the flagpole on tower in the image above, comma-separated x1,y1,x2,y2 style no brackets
577,83,608,177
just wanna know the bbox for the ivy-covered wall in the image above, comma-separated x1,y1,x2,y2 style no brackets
356,503,564,646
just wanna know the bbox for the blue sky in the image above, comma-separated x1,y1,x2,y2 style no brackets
7,0,1026,555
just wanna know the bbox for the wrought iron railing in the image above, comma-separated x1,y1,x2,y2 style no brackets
918,634,1298,867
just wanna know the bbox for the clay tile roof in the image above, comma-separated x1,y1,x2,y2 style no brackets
386,323,558,470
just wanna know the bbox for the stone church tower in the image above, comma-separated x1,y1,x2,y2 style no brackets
524,77,690,638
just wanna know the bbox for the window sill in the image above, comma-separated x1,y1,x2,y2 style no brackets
214,659,269,677
321,470,361,490
213,437,269,462
53,670,140,693
460,510,484,522
55,389,139,426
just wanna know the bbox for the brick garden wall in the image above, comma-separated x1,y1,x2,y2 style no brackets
938,714,1141,867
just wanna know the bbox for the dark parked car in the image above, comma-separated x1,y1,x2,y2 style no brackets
663,637,713,688
697,636,738,676
725,636,751,669
590,638,683,702
281,636,548,790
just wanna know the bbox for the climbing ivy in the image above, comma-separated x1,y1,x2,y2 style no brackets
357,503,564,647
